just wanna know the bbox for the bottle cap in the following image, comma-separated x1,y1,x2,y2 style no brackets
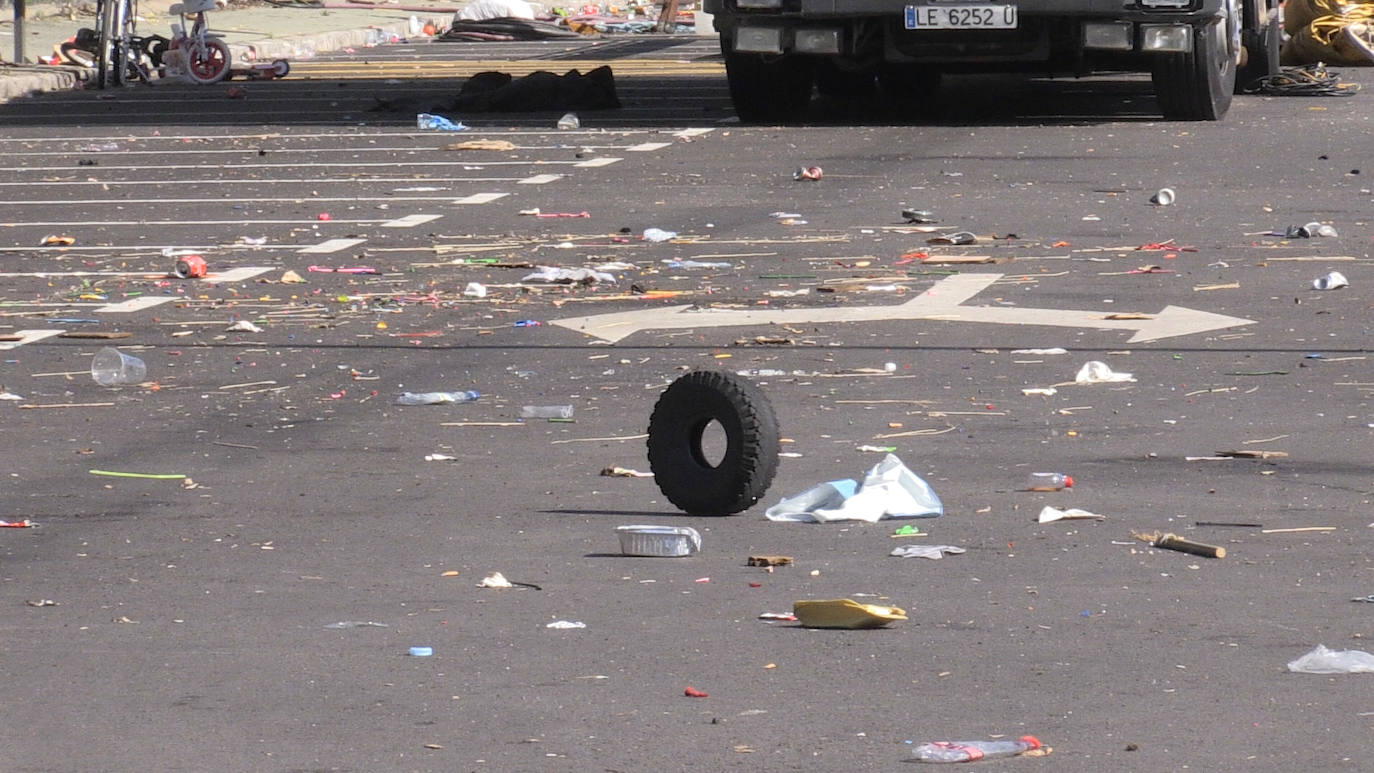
408,646,433,657
1063,476,1074,488
1019,735,1042,749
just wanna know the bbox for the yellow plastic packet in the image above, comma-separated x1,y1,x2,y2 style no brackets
793,599,907,629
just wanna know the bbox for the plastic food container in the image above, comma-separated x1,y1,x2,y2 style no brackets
616,525,702,557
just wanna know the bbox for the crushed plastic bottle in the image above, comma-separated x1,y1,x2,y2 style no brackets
641,227,677,242
912,735,1042,763
1025,472,1072,491
396,390,480,405
521,405,574,419
556,112,580,130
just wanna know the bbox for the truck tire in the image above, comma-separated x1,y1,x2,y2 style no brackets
723,44,813,123
1235,0,1280,93
647,370,780,516
1152,16,1236,120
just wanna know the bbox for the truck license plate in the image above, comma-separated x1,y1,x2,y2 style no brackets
905,4,1018,29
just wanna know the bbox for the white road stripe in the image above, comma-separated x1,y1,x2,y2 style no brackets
574,158,622,167
382,214,444,228
453,193,509,204
626,142,672,152
0,196,482,206
674,129,715,138
0,330,64,350
298,238,368,254
518,174,563,184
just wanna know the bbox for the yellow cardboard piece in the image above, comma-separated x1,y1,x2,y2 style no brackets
793,598,907,629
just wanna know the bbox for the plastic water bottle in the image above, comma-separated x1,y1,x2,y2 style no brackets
912,735,1041,763
396,391,479,405
1025,472,1072,491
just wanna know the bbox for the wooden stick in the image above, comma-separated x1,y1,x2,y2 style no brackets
1261,526,1336,534
1155,533,1226,558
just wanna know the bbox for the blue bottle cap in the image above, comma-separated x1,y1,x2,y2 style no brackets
408,646,433,657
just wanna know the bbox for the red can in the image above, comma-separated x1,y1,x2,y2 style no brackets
175,255,208,279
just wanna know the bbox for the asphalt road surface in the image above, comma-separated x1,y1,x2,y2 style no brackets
1,36,1372,773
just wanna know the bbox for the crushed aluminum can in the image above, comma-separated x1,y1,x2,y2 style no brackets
793,165,823,181
174,255,208,279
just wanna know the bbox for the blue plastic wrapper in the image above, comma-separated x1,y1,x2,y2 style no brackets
416,113,468,131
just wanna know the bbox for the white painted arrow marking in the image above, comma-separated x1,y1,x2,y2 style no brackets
0,330,64,350
550,273,1255,344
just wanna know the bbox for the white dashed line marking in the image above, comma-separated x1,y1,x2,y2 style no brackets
381,214,444,228
518,174,563,185
453,193,509,204
574,158,622,168
0,330,64,350
626,143,672,152
97,297,175,313
298,238,368,254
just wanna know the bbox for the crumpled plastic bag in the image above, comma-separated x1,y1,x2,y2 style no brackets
1074,360,1135,384
765,454,943,523
1287,644,1374,674
890,544,965,559
521,266,617,285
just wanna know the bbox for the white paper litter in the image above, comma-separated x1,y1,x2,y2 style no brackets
463,282,487,298
546,620,587,629
1287,644,1374,674
1037,506,1106,523
890,544,966,559
1075,360,1135,384
477,572,514,589
1022,387,1058,396
226,320,264,333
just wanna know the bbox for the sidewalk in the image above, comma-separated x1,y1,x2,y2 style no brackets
0,0,467,102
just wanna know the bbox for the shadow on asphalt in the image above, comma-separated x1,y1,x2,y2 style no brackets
0,70,1170,129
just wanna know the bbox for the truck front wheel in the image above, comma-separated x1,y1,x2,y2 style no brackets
724,44,814,123
1152,17,1237,120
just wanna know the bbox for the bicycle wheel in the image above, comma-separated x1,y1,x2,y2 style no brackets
186,38,231,84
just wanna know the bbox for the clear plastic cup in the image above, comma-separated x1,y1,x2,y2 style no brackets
91,347,147,386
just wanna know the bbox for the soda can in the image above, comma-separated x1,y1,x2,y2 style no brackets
793,166,823,181
174,255,208,279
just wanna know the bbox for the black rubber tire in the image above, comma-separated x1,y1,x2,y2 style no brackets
647,370,780,516
1236,0,1280,93
1152,17,1236,120
722,39,813,124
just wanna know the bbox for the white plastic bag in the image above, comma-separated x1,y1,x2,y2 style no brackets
1287,644,1374,674
766,454,943,523
1074,360,1135,384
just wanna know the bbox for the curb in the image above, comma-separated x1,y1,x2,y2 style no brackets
0,63,82,102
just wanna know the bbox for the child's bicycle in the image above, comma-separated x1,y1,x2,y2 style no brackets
161,0,231,84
